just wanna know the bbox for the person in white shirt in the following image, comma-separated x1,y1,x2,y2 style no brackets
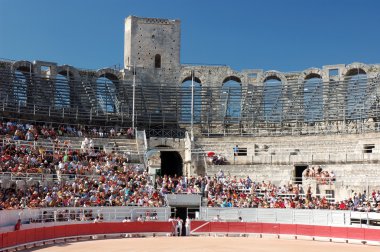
185,217,191,236
213,215,221,222
176,217,183,236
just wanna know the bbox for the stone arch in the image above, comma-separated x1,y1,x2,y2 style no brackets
222,75,242,85
259,70,287,84
11,61,33,106
11,60,33,73
297,68,327,84
56,65,81,80
343,63,368,121
180,74,202,123
221,76,242,122
260,71,287,122
179,68,207,86
55,65,81,108
96,68,121,81
342,62,369,77
181,75,202,85
298,69,324,123
96,68,121,113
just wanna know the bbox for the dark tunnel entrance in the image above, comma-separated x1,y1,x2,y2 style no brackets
158,147,183,177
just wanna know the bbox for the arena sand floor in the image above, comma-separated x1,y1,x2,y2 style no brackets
22,237,379,252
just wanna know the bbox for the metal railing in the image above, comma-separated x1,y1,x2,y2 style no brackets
199,207,380,227
1,67,380,136
0,207,171,231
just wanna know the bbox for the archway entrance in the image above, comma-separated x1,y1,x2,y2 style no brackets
294,164,308,184
160,149,183,177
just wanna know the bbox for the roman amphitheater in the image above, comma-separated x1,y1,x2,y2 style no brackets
0,16,379,251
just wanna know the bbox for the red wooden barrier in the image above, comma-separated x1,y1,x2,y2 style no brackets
210,222,227,233
42,226,55,240
25,228,36,244
190,221,380,244
313,225,331,238
346,227,365,240
279,224,297,235
54,225,66,238
189,221,210,233
364,228,380,241
2,221,380,250
0,222,176,250
77,223,93,236
244,222,262,233
296,224,314,237
65,223,79,237
16,230,26,245
34,226,44,242
228,222,246,233
1,232,9,248
262,223,279,234
3,231,17,248
330,226,347,239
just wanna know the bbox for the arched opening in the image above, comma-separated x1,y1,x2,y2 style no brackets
180,77,202,123
345,68,367,120
303,74,323,123
221,77,242,123
155,54,161,68
263,76,282,122
13,69,29,106
96,75,118,113
156,146,183,177
55,73,71,108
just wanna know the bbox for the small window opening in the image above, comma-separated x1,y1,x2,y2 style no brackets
41,65,51,75
234,146,247,156
363,144,375,153
155,54,161,68
329,69,339,77
248,73,257,78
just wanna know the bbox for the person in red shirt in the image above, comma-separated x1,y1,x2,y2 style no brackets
339,201,347,210
14,219,21,231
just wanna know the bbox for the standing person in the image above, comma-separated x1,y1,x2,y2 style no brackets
233,145,239,164
176,217,183,236
14,219,21,231
185,217,191,236
213,215,221,222
233,145,239,156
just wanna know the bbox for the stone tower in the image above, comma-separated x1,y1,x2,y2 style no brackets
124,16,181,70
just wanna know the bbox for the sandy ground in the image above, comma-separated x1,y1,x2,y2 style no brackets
22,236,380,252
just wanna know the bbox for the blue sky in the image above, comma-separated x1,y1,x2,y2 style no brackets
0,0,379,72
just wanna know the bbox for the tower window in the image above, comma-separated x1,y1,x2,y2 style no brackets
155,54,161,68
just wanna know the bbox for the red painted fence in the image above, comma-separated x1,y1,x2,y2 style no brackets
190,221,380,242
0,221,175,250
2,221,379,250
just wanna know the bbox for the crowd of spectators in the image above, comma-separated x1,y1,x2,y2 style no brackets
303,165,336,185
0,161,164,210
154,170,380,212
1,158,380,212
0,134,130,176
0,120,134,141
0,120,379,213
